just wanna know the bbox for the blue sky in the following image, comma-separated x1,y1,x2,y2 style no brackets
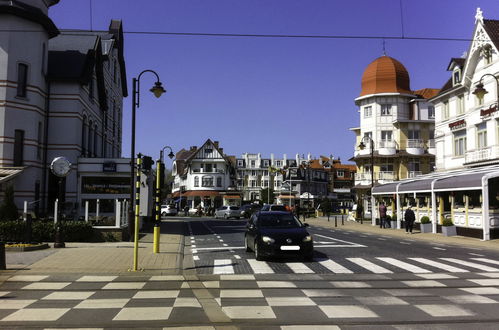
49,0,498,164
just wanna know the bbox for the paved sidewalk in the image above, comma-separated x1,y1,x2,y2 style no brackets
307,215,499,251
3,219,186,276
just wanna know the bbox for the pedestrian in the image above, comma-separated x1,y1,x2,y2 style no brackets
404,205,416,234
184,205,189,217
379,202,387,229
295,205,301,218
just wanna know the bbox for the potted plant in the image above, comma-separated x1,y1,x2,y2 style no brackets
390,214,397,229
420,216,432,233
441,218,457,236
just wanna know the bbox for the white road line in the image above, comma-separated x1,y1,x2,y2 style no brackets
317,259,353,274
409,258,468,273
193,256,200,261
440,258,499,272
191,245,196,248
213,259,234,274
377,257,432,273
471,258,499,266
399,242,411,245
313,234,366,247
378,238,387,241
286,263,314,274
223,244,228,247
192,249,198,254
347,258,393,274
234,255,241,260
469,253,485,257
247,259,274,274
193,246,245,251
432,247,446,250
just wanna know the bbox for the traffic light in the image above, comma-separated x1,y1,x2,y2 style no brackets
142,155,153,171
159,162,165,188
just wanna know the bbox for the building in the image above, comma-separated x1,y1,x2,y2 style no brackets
350,54,438,217
372,8,499,240
0,0,128,216
171,139,240,211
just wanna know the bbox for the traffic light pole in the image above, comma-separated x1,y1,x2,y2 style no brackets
131,154,142,271
153,158,162,253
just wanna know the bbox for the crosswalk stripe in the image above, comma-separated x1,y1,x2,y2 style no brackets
286,263,314,274
471,258,499,266
213,259,234,274
377,257,432,273
346,258,393,274
317,259,353,274
409,258,468,273
440,258,499,272
247,259,274,274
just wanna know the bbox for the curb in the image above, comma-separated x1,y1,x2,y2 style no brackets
5,243,50,252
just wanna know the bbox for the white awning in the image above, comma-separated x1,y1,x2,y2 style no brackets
0,167,25,183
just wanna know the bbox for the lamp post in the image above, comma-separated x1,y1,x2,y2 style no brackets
358,136,375,225
473,73,499,105
153,145,174,253
302,160,312,220
128,70,166,241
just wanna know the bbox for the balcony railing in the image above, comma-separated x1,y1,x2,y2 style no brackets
408,171,422,178
407,139,424,148
465,146,499,164
355,171,395,182
192,169,225,173
378,140,396,149
378,171,395,180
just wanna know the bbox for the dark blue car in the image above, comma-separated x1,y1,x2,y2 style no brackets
244,211,314,261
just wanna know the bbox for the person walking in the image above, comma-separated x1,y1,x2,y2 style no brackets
404,205,416,234
379,202,387,228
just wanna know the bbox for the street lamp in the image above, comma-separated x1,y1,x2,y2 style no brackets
302,160,312,220
473,73,499,104
128,70,166,241
358,136,375,225
153,145,174,253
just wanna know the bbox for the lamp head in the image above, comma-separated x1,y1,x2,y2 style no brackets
167,151,175,159
473,82,488,100
150,81,166,98
358,141,366,150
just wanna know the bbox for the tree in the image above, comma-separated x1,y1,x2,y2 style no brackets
0,185,19,221
260,188,275,205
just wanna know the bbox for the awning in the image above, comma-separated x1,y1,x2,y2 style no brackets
433,172,492,191
223,195,241,199
183,190,221,197
0,167,25,183
397,178,434,193
277,195,296,199
372,182,399,194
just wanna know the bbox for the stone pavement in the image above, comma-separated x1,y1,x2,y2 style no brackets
309,215,499,251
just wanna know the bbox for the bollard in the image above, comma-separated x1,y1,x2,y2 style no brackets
342,214,344,225
0,242,5,270
335,215,337,227
54,225,65,248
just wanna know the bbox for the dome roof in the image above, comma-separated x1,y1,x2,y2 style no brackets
360,55,412,97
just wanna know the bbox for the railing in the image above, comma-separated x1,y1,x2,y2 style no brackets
378,171,395,180
378,140,396,149
408,171,422,178
465,146,499,163
192,169,225,173
407,139,424,148
355,171,395,181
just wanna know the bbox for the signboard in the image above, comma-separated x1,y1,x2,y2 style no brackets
480,104,498,118
103,161,117,172
81,176,130,194
448,119,466,131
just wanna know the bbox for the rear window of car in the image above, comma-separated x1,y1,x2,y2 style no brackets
229,206,240,210
258,214,302,228
270,205,287,211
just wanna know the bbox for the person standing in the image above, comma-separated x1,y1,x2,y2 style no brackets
379,202,387,228
404,206,416,234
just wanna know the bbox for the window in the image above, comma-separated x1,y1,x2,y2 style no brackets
237,160,243,167
81,115,87,156
88,120,93,156
443,101,449,119
381,104,392,116
251,170,256,176
482,44,493,65
453,70,461,85
205,164,212,172
93,125,98,157
263,160,269,167
457,95,465,115
275,160,281,167
250,160,256,168
250,180,256,187
477,122,487,149
408,130,420,140
13,129,24,166
453,130,467,156
381,131,392,141
408,158,420,172
37,122,42,160
17,63,28,97
428,105,435,118
364,106,372,117
216,177,222,187
194,176,199,187
337,170,344,178
41,43,46,74
380,163,394,172
205,148,212,154
202,176,214,187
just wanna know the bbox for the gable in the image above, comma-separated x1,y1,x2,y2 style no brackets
193,141,224,159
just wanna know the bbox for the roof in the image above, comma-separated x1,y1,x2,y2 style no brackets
446,57,465,71
360,55,412,97
435,78,453,96
0,0,59,38
413,88,440,99
483,19,499,50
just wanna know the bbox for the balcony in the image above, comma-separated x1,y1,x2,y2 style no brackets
378,140,396,156
355,171,395,184
406,139,424,155
428,139,436,155
408,171,423,178
465,146,499,165
354,142,374,156
378,171,395,182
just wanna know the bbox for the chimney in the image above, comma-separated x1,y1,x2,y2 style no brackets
213,141,219,148
190,146,197,151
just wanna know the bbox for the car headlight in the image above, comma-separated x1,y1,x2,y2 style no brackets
302,235,313,242
261,236,275,244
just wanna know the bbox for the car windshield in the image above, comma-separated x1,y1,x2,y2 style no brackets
258,214,303,228
229,206,239,210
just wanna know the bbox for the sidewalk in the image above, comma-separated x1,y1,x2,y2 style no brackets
3,219,186,276
307,215,499,251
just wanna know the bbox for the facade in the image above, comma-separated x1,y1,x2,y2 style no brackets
171,140,239,211
0,0,127,216
372,9,499,240
351,54,437,216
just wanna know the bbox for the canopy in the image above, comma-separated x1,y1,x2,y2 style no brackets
0,167,25,183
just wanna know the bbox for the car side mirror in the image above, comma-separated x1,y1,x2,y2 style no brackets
303,223,309,227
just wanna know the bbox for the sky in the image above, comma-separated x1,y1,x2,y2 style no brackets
48,0,498,164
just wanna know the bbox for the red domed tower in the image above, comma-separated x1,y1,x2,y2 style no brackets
360,55,412,97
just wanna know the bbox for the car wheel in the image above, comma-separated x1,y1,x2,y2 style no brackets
303,253,314,262
254,240,264,261
161,212,166,216
245,235,251,252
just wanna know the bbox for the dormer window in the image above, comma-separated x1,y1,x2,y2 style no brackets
453,69,461,85
482,44,492,65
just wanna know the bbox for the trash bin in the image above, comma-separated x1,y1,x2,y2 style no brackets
0,242,6,270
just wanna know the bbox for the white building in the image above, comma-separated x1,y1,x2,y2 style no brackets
0,0,128,216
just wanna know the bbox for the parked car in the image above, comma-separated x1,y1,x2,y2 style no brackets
244,211,313,261
240,204,262,218
260,204,288,212
161,204,178,216
214,206,241,219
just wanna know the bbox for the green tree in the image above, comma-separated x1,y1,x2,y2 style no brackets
260,188,275,205
0,185,19,221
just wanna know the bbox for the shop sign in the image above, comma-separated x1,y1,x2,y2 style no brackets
480,103,498,118
82,176,130,194
449,119,466,130
103,161,117,172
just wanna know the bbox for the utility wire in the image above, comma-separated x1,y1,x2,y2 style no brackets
399,0,405,38
89,0,93,32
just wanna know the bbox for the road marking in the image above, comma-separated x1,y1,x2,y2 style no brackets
191,245,196,248
248,259,274,274
471,258,499,266
213,259,234,274
192,249,198,253
193,246,245,251
313,234,366,247
399,242,411,245
193,256,200,261
219,239,224,242
317,259,353,274
286,263,314,274
378,238,386,241
347,258,393,274
468,253,485,257
377,257,432,273
409,258,468,273
441,258,499,272
234,255,241,259
223,244,228,247
432,247,446,250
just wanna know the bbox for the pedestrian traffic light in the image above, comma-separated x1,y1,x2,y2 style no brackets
159,162,165,188
142,156,153,171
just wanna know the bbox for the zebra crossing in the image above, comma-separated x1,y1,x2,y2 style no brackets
197,256,499,275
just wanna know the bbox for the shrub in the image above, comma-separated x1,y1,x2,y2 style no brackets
442,218,454,226
0,220,93,242
391,214,397,221
420,216,430,224
0,186,19,221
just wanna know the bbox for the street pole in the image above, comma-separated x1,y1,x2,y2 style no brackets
132,154,142,271
153,158,161,253
370,139,376,226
